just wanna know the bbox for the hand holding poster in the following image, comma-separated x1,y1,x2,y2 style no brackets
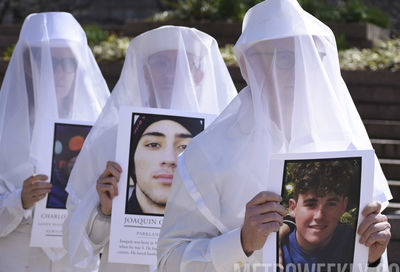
109,106,215,265
30,120,92,248
262,150,374,272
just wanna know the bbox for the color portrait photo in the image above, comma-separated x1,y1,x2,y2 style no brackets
46,123,91,209
279,157,362,272
125,113,204,216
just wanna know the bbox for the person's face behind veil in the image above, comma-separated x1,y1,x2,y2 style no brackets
143,49,204,108
50,47,78,108
243,37,295,141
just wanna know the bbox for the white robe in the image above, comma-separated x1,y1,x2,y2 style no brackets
157,0,391,269
158,165,386,272
0,11,109,271
64,25,237,271
0,187,97,272
84,205,156,272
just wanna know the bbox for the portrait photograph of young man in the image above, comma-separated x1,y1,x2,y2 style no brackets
125,113,204,215
280,158,362,272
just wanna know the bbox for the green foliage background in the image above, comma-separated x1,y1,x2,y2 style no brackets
2,1,397,73
152,0,389,28
151,0,263,22
298,0,389,28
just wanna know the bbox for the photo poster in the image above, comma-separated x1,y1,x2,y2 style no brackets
30,119,93,248
261,150,375,272
109,106,215,265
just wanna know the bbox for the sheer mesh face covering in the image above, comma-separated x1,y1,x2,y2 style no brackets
0,12,109,261
170,0,392,236
64,25,237,267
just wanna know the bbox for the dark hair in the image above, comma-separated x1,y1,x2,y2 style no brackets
290,159,360,201
128,114,203,185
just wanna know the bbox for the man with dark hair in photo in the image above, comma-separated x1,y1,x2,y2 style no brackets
282,159,360,271
64,25,236,271
126,114,203,215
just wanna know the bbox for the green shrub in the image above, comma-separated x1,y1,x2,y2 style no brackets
298,0,340,22
298,0,390,28
151,0,263,22
155,0,218,21
363,5,390,29
152,0,389,27
335,33,348,51
83,25,109,48
2,44,15,61
217,0,263,22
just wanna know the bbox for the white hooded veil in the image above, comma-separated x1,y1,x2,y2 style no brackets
0,12,109,261
177,0,392,235
64,25,237,267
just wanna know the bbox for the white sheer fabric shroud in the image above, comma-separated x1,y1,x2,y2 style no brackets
0,11,109,270
158,0,392,270
64,25,237,269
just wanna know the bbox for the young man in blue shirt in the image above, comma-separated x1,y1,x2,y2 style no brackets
282,159,375,271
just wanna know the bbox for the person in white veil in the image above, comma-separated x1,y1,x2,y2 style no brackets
157,1,392,271
0,12,109,272
64,25,237,272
